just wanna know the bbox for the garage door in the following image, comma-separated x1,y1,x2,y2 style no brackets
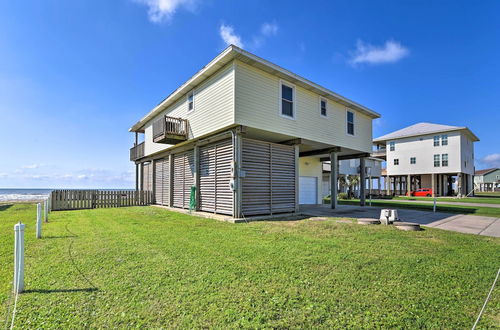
299,176,317,204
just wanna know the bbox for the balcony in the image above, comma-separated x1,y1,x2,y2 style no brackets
371,147,387,160
130,142,145,161
153,115,188,144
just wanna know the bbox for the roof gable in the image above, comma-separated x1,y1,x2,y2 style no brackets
373,122,479,142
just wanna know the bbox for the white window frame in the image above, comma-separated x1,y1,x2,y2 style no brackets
346,109,355,136
433,135,440,147
187,90,195,114
279,80,296,120
394,158,399,166
319,97,328,118
441,134,448,146
410,157,416,164
389,141,395,151
434,154,440,167
442,153,448,167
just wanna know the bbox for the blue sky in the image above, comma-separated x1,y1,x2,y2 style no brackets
0,0,499,188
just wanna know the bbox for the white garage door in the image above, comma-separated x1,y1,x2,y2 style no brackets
299,176,317,204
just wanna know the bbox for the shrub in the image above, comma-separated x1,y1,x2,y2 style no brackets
338,192,349,200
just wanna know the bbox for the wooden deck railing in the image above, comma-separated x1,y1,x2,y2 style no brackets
153,115,188,143
51,189,153,211
130,142,145,161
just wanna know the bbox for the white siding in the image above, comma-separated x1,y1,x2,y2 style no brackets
143,63,235,156
234,61,373,153
460,134,475,175
386,131,466,175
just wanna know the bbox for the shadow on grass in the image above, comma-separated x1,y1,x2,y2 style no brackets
24,288,98,294
0,204,13,211
43,235,77,239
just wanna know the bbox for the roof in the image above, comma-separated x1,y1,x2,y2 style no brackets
130,45,380,132
373,122,479,143
475,168,499,176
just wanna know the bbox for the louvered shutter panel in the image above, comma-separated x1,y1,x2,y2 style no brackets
241,138,296,216
199,139,233,215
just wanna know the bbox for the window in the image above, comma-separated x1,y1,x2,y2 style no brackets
442,154,448,167
433,136,440,146
441,134,448,146
394,159,399,165
410,157,416,164
187,90,194,112
320,98,327,117
434,154,440,167
347,110,354,135
280,82,294,118
389,141,395,151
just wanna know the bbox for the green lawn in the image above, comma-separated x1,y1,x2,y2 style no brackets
1,204,499,328
394,195,500,205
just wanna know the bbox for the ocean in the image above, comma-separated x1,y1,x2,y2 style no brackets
0,189,52,202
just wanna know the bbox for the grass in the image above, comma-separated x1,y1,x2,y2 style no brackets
0,203,499,328
335,199,500,218
394,195,500,205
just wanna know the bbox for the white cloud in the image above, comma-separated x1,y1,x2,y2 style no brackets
261,22,278,37
349,40,409,66
480,153,500,168
22,163,43,169
134,0,198,23
219,24,244,48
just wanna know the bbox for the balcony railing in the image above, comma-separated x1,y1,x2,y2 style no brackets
130,142,145,161
152,115,188,144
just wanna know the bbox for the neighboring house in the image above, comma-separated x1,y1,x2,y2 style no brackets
474,168,500,192
322,158,383,198
129,45,380,218
373,122,479,197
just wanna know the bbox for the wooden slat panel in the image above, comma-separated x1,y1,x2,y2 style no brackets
173,150,194,209
199,139,233,215
241,138,296,216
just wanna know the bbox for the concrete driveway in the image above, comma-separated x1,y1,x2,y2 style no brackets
300,204,500,238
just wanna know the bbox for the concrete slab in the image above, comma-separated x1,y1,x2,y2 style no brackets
300,205,500,238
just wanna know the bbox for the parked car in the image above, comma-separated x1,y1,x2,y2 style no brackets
407,188,433,197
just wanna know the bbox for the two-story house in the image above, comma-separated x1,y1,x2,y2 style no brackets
129,45,380,219
373,122,479,197
474,168,500,192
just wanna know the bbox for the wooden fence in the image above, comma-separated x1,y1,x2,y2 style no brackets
50,190,153,211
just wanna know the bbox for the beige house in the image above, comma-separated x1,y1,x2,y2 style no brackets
129,45,380,219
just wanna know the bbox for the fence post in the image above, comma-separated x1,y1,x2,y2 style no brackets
44,199,49,222
14,222,25,293
36,203,42,239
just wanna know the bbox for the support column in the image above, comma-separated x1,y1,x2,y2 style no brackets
232,130,242,218
135,163,139,191
431,173,435,197
457,173,462,197
294,145,300,213
330,151,338,209
193,145,200,211
407,174,411,196
168,154,174,207
359,158,366,206
377,177,381,196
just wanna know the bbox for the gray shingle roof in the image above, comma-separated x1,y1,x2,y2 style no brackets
373,122,479,142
